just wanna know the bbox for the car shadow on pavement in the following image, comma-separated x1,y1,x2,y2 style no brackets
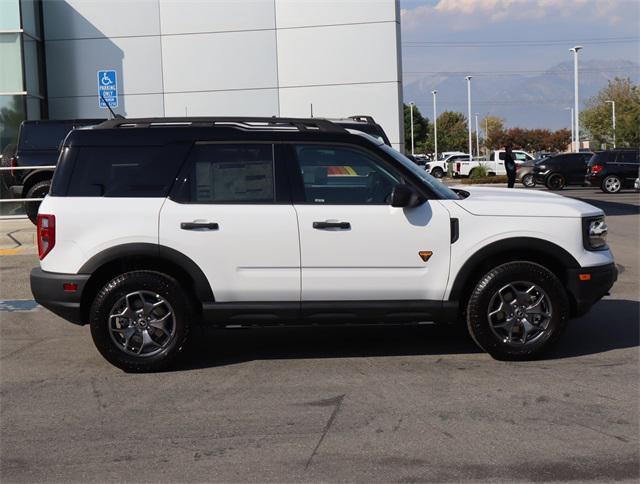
578,198,640,217
547,298,639,359
173,299,639,371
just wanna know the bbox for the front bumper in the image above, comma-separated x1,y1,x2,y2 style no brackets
566,262,617,317
30,268,90,325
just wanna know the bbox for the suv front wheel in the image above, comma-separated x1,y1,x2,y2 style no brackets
90,271,191,372
466,262,569,360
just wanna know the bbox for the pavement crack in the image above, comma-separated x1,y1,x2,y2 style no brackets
305,394,345,470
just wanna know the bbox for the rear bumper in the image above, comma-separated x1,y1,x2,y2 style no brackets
30,268,90,325
566,263,617,317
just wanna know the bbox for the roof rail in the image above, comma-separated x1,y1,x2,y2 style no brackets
348,115,377,125
95,116,347,134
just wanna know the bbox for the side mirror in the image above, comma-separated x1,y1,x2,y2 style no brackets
390,184,423,208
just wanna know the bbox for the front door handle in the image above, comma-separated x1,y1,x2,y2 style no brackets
180,222,219,230
313,221,351,230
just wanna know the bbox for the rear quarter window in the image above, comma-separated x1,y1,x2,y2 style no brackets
65,145,189,197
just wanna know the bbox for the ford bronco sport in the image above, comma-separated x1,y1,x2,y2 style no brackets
30,117,617,372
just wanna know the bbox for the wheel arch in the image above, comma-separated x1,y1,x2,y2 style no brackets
79,243,214,323
22,169,54,194
448,237,580,311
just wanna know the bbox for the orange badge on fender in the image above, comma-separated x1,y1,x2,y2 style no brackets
419,251,433,262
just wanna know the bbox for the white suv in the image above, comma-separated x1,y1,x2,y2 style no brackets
31,117,617,372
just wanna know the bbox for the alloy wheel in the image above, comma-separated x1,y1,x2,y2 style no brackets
487,281,552,346
108,290,176,357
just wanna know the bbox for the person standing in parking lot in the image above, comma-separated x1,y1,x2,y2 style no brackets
504,145,516,188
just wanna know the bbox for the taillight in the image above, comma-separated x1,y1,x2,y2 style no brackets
10,156,17,177
37,214,56,260
456,162,461,172
590,164,603,174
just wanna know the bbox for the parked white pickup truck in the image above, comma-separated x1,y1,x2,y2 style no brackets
451,150,535,177
425,152,469,178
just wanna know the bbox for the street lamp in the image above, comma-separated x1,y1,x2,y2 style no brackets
474,113,480,158
465,76,473,161
570,45,583,151
606,100,616,148
409,101,415,156
564,107,574,152
431,90,438,161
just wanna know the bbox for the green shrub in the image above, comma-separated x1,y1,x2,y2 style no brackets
469,163,489,178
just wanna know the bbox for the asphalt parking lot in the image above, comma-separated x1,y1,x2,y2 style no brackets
1,186,639,483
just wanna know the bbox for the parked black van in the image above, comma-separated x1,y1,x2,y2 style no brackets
586,149,640,193
532,152,593,190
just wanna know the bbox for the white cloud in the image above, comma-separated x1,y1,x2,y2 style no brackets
401,0,630,30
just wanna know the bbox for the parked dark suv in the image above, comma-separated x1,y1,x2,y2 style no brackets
2,119,103,223
532,152,593,190
586,149,640,193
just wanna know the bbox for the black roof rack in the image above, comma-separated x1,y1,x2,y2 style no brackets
95,116,347,134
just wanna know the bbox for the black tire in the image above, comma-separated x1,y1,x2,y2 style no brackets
545,173,565,191
25,180,51,225
466,261,569,361
431,167,444,178
90,271,191,372
601,175,622,194
521,174,536,188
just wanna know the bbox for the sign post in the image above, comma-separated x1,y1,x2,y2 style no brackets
97,70,118,108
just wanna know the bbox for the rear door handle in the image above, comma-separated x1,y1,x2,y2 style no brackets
313,221,351,230
180,222,219,230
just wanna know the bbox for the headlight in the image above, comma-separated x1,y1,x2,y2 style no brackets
537,165,546,170
583,216,608,250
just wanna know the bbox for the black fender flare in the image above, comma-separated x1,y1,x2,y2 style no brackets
79,243,214,302
22,169,54,192
448,237,580,302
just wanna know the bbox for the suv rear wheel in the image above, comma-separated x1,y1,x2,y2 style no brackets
466,262,569,360
545,173,565,190
601,175,622,194
89,271,191,372
25,180,51,225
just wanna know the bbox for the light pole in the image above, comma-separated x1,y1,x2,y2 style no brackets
485,116,489,155
606,100,616,148
465,76,473,161
570,45,583,151
474,113,480,158
431,90,438,160
564,107,574,151
409,102,415,156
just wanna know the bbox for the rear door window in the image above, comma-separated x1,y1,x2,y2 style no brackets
618,151,639,165
66,145,189,197
175,144,275,203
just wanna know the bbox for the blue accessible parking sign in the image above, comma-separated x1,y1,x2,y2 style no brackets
97,70,118,108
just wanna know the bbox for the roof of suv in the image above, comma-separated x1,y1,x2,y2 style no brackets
65,116,381,147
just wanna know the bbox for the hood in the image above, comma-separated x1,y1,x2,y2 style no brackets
452,186,603,218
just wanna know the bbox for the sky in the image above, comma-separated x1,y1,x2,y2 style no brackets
400,0,640,129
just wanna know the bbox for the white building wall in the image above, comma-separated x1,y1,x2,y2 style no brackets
43,0,403,149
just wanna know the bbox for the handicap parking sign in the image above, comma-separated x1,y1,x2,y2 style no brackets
97,70,118,108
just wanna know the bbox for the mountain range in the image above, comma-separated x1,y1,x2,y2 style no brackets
402,59,639,130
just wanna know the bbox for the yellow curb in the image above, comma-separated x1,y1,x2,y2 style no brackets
0,248,24,255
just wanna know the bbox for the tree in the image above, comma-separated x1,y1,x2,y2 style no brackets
436,111,468,153
403,103,430,154
581,77,640,148
481,115,505,150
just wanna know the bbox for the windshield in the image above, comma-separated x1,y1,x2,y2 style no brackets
379,145,460,200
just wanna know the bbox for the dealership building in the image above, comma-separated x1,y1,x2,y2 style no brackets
1,0,404,151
